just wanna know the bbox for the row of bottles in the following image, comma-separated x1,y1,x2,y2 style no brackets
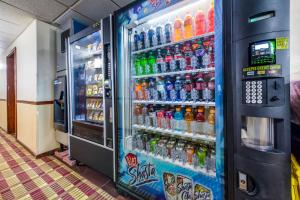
134,105,215,136
133,36,214,76
132,1,214,50
134,72,215,102
132,131,216,172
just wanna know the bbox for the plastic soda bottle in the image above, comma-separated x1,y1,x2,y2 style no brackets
207,107,215,136
147,51,155,74
174,44,185,71
174,106,184,131
196,145,207,168
140,54,147,75
184,42,195,70
165,48,174,72
174,17,184,42
196,73,206,101
195,10,206,35
184,107,194,133
134,105,143,124
134,80,142,100
157,109,165,128
174,76,183,101
164,22,172,43
185,143,195,165
195,106,205,134
208,1,214,32
156,26,164,45
134,55,141,75
133,31,140,51
150,137,160,154
139,29,146,49
193,40,205,69
156,49,165,73
165,76,174,101
148,78,156,100
184,74,193,101
141,79,149,100
157,77,167,101
165,110,173,129
147,28,155,48
184,12,194,39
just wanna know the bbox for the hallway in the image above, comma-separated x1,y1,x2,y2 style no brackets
0,129,115,200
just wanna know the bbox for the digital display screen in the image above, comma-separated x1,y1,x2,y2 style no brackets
250,40,276,66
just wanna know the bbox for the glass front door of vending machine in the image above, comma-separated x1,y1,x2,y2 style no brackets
115,0,224,199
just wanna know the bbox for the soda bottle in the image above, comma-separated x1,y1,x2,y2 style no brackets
156,49,165,73
174,106,184,131
206,107,215,136
195,73,206,101
195,9,206,35
185,143,195,165
141,79,149,100
133,30,140,51
208,146,216,172
196,145,207,168
157,77,167,101
166,139,176,159
184,74,193,101
209,36,215,68
174,44,185,71
193,40,205,69
175,140,186,162
149,106,157,127
184,12,194,39
165,48,174,72
183,42,197,70
134,55,141,75
208,1,215,33
134,80,142,100
149,136,160,154
156,26,164,45
165,76,174,101
184,107,194,133
140,53,147,75
208,76,215,101
139,29,146,49
134,105,143,124
142,105,149,126
174,76,183,101
147,28,155,48
164,22,172,43
147,51,155,74
157,109,165,128
165,110,173,129
148,78,156,100
195,106,205,134
174,17,184,42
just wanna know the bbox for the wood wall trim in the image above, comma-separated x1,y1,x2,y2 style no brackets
17,100,54,105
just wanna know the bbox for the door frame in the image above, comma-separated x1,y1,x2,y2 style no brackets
6,47,17,137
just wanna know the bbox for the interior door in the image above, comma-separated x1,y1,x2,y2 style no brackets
6,49,16,135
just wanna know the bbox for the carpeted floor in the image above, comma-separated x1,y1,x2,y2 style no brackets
0,130,116,200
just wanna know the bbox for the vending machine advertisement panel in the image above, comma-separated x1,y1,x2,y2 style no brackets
114,0,224,199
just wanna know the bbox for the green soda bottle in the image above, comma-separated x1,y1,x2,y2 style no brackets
134,55,141,75
140,53,147,75
149,136,160,154
196,145,207,168
147,51,155,74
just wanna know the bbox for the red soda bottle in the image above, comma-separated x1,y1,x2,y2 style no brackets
183,42,194,70
195,10,206,35
208,1,214,32
165,48,173,72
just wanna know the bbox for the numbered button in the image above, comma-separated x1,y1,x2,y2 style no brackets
257,100,263,104
252,100,257,104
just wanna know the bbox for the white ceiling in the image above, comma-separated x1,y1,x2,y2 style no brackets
0,0,134,54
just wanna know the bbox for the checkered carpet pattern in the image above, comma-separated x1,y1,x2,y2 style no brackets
0,130,115,200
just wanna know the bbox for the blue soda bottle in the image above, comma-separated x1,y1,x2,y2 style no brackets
165,76,174,101
174,76,183,101
156,77,166,101
164,22,172,43
174,106,184,131
148,28,155,48
133,31,140,51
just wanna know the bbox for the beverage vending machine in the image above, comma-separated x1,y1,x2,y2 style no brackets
114,0,224,199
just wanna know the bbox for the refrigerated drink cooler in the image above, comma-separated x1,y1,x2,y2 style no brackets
114,0,290,199
69,16,115,180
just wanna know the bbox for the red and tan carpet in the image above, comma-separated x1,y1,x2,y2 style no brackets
0,130,115,200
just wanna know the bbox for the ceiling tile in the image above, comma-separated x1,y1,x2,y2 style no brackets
112,0,134,7
73,0,119,21
0,2,33,26
1,0,68,21
55,9,94,26
55,0,79,6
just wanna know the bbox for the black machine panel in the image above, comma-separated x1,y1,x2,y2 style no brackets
228,0,290,199
54,75,68,132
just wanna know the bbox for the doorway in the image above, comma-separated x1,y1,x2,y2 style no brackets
6,48,16,136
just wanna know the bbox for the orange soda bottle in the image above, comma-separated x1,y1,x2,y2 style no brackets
174,16,184,42
184,106,194,133
208,1,214,32
195,9,206,35
184,12,194,39
135,80,142,100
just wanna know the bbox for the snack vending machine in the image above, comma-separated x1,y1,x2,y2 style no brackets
69,16,115,180
114,0,224,199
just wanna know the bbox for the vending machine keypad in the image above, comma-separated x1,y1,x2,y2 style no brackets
242,80,267,105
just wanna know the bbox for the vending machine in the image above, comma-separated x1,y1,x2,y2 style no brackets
114,0,224,199
114,0,290,199
69,16,116,180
